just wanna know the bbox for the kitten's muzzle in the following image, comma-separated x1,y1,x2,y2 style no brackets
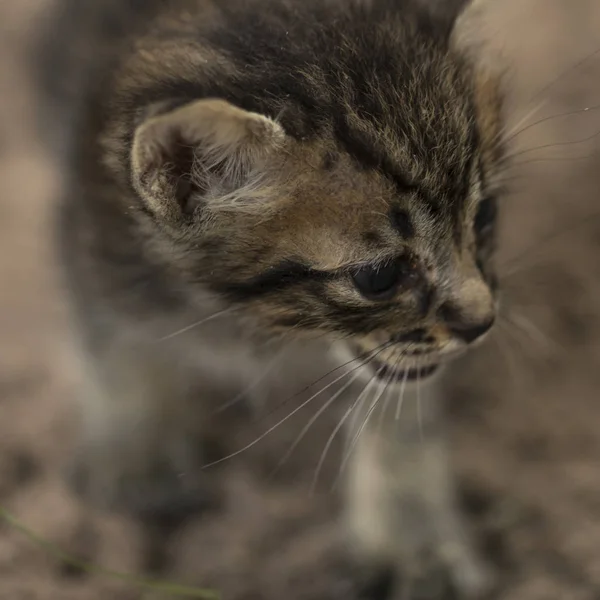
370,360,439,382
437,301,496,346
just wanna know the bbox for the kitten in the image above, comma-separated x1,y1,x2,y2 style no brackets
37,0,504,597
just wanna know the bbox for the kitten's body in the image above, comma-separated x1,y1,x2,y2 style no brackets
37,0,503,597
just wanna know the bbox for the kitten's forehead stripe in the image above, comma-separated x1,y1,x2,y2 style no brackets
121,2,481,217
390,207,415,239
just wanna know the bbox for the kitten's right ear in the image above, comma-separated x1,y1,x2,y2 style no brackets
131,99,286,223
417,0,473,39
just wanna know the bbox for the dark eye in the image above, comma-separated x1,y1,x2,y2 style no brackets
474,196,497,233
352,259,411,301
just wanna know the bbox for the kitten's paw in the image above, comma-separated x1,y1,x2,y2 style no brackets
400,545,495,600
66,442,214,524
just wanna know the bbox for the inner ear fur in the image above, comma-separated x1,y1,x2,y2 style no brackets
131,98,286,223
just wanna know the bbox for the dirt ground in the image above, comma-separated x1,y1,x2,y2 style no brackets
2,1,600,599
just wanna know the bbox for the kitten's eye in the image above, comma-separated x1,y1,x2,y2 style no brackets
474,196,497,232
352,259,411,301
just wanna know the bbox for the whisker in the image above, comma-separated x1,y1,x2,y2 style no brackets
273,366,365,477
491,324,525,398
503,126,600,164
496,318,568,427
501,44,600,143
509,153,595,168
376,351,405,436
343,360,378,457
376,382,394,435
497,317,536,365
499,206,600,278
310,366,382,495
395,364,410,421
156,306,240,341
505,101,600,146
505,311,559,354
500,100,550,150
253,340,394,423
416,357,423,443
490,152,595,192
333,357,399,490
497,321,569,430
486,172,530,193
489,154,594,194
201,343,391,469
213,338,292,415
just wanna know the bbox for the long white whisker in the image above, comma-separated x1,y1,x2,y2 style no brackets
501,99,550,146
255,340,393,423
333,361,398,490
503,126,600,164
377,351,405,435
395,365,410,421
274,366,365,475
505,102,600,147
506,312,558,354
493,322,528,398
502,45,600,143
499,207,600,278
376,379,393,437
416,357,424,442
310,367,382,495
214,341,292,414
157,306,239,341
343,363,378,458
202,346,387,469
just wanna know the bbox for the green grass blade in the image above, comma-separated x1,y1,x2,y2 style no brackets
0,506,220,599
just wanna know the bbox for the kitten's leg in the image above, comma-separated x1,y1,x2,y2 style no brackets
345,376,492,599
68,331,214,523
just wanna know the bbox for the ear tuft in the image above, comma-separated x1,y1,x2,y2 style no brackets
131,99,285,223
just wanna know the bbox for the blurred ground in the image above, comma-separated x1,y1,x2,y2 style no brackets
2,1,600,599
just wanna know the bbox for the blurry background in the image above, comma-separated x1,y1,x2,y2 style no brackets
2,1,600,598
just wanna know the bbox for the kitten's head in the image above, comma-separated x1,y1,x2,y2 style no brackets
128,0,504,381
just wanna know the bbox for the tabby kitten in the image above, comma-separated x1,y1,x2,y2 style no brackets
38,0,504,597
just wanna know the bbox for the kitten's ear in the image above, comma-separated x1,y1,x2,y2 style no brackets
131,99,285,223
418,0,473,39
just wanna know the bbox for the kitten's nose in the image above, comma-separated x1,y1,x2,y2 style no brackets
440,261,496,345
438,302,495,344
447,317,495,344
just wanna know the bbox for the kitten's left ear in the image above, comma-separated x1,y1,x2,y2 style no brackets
131,98,286,224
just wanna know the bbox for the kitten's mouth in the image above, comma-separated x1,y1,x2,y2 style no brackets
369,359,439,382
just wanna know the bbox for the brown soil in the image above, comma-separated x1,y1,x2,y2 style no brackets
2,1,600,599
